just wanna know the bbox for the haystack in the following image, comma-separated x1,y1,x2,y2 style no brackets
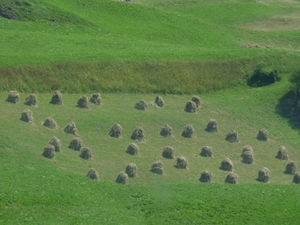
276,146,289,160
205,119,218,133
285,161,297,174
155,95,165,107
225,130,239,143
24,94,37,106
225,172,238,184
42,144,55,159
64,122,78,135
257,167,270,183
191,96,201,108
50,90,63,105
6,90,19,103
116,171,129,184
79,147,92,160
86,168,99,180
181,125,194,138
131,126,145,141
220,158,233,171
126,143,139,156
89,93,101,105
160,124,172,137
175,156,188,169
241,145,253,156
43,116,58,129
241,150,253,164
48,137,61,152
69,138,83,151
125,163,137,178
77,95,89,109
162,146,175,159
109,123,122,138
200,146,213,157
135,99,147,110
184,101,197,113
20,109,33,123
293,172,300,184
150,160,164,175
199,170,212,183
257,129,268,141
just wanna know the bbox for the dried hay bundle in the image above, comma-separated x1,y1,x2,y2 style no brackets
135,99,147,110
48,137,61,152
162,146,175,159
160,124,172,137
181,125,194,138
242,150,253,164
225,130,239,143
191,96,201,108
257,129,268,141
200,146,213,157
199,170,212,183
116,171,128,184
79,147,92,160
184,101,197,113
126,143,139,156
77,95,89,109
50,90,63,105
43,116,58,129
150,160,164,175
155,95,165,107
257,167,270,183
125,163,137,178
109,123,122,138
220,158,233,171
241,145,253,155
131,126,145,141
69,138,83,151
86,168,99,180
64,122,78,135
6,90,19,103
285,161,297,174
225,172,238,184
20,109,33,123
276,146,289,160
89,93,101,105
42,144,55,159
25,94,37,106
293,172,300,184
205,119,218,133
175,156,188,169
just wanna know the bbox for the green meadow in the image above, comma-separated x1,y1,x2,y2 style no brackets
1,0,300,224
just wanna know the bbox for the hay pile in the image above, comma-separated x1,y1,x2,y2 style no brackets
155,95,165,107
220,158,233,171
175,156,188,169
69,138,83,151
257,167,270,183
241,146,253,164
48,137,61,152
160,124,172,137
241,145,253,155
43,116,58,129
25,94,37,106
257,129,268,141
184,101,197,113
131,127,145,141
89,93,101,105
86,168,99,180
77,95,89,109
191,96,201,108
285,161,297,174
42,144,55,159
276,146,289,160
64,122,78,135
116,171,129,184
225,130,239,143
200,146,213,157
126,143,139,156
205,119,218,133
181,125,194,138
6,90,19,103
135,99,148,110
293,172,300,184
225,172,238,184
199,170,212,183
125,163,137,178
162,146,175,159
150,160,164,174
50,90,63,105
20,109,33,123
79,147,92,160
109,123,122,138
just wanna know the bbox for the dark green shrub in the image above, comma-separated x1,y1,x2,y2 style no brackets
247,65,280,87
